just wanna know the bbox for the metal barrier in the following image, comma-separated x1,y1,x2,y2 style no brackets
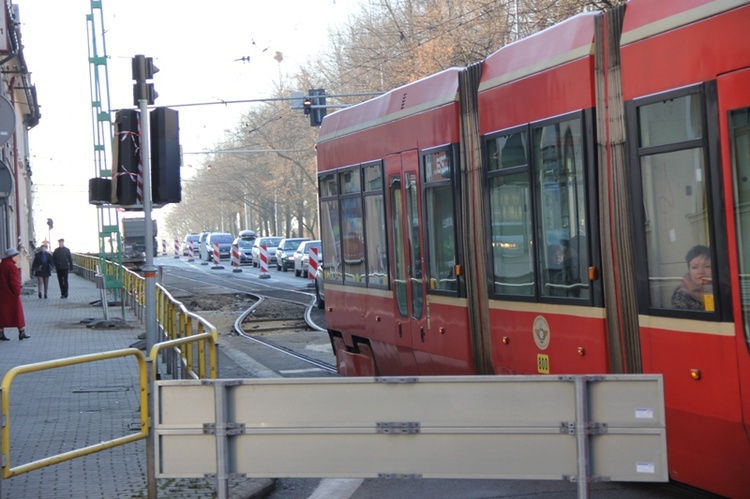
72,254,218,381
0,349,149,478
155,375,668,499
149,333,218,380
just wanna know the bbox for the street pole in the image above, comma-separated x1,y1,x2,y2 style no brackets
139,97,158,499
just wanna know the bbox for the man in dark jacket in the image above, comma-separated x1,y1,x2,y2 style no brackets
52,238,73,298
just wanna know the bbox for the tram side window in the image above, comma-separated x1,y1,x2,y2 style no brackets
423,148,458,293
533,117,589,300
730,108,750,348
319,173,342,283
486,131,534,296
636,92,715,312
363,163,388,288
340,169,365,284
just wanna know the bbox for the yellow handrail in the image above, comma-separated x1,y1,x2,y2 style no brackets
73,254,218,380
0,349,148,478
148,332,218,380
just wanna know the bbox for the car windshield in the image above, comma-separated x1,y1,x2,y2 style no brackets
283,240,304,250
212,234,234,243
237,239,253,248
263,237,282,247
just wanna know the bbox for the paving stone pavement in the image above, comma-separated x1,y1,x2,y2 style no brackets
0,271,272,499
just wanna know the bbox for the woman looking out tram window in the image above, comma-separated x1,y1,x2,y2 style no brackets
671,245,713,311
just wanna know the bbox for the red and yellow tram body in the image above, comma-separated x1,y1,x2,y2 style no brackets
317,68,474,377
316,1,750,496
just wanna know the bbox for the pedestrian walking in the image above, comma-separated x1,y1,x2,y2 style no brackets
31,243,53,299
0,248,30,340
52,238,73,298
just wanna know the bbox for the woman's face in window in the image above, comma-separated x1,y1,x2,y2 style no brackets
688,255,712,286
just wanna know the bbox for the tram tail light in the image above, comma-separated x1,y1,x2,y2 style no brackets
691,369,702,380
455,265,462,276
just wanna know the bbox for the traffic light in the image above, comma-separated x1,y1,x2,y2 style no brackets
112,109,140,206
303,97,312,115
47,218,53,229
150,107,181,205
308,88,327,127
132,55,159,105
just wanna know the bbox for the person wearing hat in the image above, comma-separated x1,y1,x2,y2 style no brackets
0,248,30,340
31,243,54,299
52,238,73,298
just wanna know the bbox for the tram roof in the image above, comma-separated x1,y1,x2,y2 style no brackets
317,67,461,144
479,11,597,94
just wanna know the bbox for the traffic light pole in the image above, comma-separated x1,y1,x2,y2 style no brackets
138,96,158,499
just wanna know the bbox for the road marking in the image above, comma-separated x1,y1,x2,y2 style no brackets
279,368,324,374
308,478,364,499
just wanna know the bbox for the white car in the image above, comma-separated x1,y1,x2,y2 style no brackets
251,236,282,268
294,240,322,277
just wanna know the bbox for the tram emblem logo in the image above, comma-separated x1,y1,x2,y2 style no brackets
532,315,551,350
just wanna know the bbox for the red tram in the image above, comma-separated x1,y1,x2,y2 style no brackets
315,1,750,496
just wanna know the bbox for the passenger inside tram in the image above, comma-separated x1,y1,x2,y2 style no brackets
671,244,713,311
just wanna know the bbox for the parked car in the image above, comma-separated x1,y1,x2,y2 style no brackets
294,240,322,277
233,236,254,264
275,237,309,271
205,232,234,261
197,231,211,261
314,266,325,309
251,236,282,268
182,233,200,256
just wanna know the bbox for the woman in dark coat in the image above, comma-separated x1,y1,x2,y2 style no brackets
0,248,30,340
31,243,53,299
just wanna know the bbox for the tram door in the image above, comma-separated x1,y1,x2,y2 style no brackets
718,69,750,435
386,151,429,370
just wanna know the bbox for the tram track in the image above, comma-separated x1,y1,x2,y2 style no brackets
158,264,337,376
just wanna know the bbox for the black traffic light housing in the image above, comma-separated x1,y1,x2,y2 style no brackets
308,89,327,127
150,107,181,204
112,109,141,207
132,55,159,105
47,218,53,229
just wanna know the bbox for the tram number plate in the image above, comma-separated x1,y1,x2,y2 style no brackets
537,354,550,374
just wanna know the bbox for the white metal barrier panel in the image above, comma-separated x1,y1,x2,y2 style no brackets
154,375,667,495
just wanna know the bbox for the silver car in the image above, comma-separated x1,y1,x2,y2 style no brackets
275,237,309,271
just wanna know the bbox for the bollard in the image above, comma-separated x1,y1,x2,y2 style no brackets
231,242,242,273
211,242,224,269
188,242,195,262
308,246,319,286
259,244,270,279
174,239,180,258
161,239,167,256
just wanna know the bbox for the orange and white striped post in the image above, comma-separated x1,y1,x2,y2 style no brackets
259,244,270,279
161,239,167,256
231,242,242,273
174,239,180,258
211,241,224,269
308,246,319,284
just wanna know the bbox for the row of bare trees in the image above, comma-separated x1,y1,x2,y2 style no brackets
163,0,623,241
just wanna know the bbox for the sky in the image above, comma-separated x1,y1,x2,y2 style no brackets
15,0,358,252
